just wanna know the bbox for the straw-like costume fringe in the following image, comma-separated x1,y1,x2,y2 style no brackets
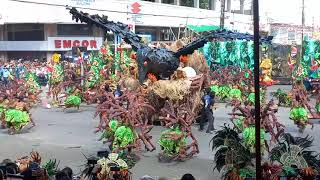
120,77,140,91
151,79,192,101
186,51,209,74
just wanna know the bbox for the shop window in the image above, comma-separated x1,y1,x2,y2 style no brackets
7,24,44,41
135,26,157,42
180,0,194,7
200,0,210,9
160,28,176,41
162,0,174,4
142,0,155,2
57,24,93,36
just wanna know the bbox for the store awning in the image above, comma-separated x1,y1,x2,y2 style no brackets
186,25,220,33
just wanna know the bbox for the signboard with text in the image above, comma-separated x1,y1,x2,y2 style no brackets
70,0,95,6
130,2,143,25
126,21,136,33
47,37,103,51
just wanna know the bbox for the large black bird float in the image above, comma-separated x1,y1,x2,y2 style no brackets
67,7,272,84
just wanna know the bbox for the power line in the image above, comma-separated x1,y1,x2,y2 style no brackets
6,0,221,20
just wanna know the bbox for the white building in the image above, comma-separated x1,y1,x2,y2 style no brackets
0,0,253,61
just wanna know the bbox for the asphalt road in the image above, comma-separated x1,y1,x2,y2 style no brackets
1,85,320,180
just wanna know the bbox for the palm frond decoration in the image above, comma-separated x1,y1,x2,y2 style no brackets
210,125,252,174
270,133,320,173
43,159,60,177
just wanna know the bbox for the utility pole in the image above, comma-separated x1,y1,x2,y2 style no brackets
299,0,305,66
220,0,226,29
252,0,261,179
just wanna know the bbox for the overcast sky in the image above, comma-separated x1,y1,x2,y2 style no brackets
259,0,320,25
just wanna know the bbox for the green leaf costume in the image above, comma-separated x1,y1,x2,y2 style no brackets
210,85,219,94
316,103,320,114
242,126,265,148
217,86,231,101
158,126,186,156
5,109,30,130
229,88,242,101
113,126,135,149
289,107,308,123
65,95,81,107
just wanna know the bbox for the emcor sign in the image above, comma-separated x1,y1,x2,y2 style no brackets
54,39,97,49
47,37,103,51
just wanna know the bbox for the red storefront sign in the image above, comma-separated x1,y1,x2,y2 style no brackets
54,39,97,49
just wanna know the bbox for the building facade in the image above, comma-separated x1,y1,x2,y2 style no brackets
0,0,253,61
269,23,320,45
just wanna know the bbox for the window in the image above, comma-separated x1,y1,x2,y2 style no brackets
136,26,157,41
57,24,93,36
200,0,210,9
288,30,296,41
180,0,194,7
162,0,174,4
7,24,44,41
142,0,155,2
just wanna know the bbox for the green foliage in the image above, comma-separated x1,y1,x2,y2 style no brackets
242,126,265,148
5,109,30,130
229,88,242,101
0,104,6,114
234,117,244,131
65,86,75,95
65,95,81,107
246,91,266,105
316,103,320,114
43,159,59,177
217,85,231,101
51,64,63,84
25,72,40,93
122,51,131,68
270,133,320,172
289,107,308,122
158,126,186,157
113,126,135,149
113,52,121,71
273,89,292,107
86,43,114,89
203,40,255,70
109,119,119,132
302,40,320,78
282,166,298,176
210,126,252,173
239,167,256,178
210,85,219,94
99,119,137,168
100,119,119,141
199,0,210,9
86,52,105,89
247,93,255,104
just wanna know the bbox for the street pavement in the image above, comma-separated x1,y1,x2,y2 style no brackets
1,85,320,180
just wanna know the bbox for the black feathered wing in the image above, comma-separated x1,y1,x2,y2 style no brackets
174,29,273,57
68,7,144,51
173,37,208,58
